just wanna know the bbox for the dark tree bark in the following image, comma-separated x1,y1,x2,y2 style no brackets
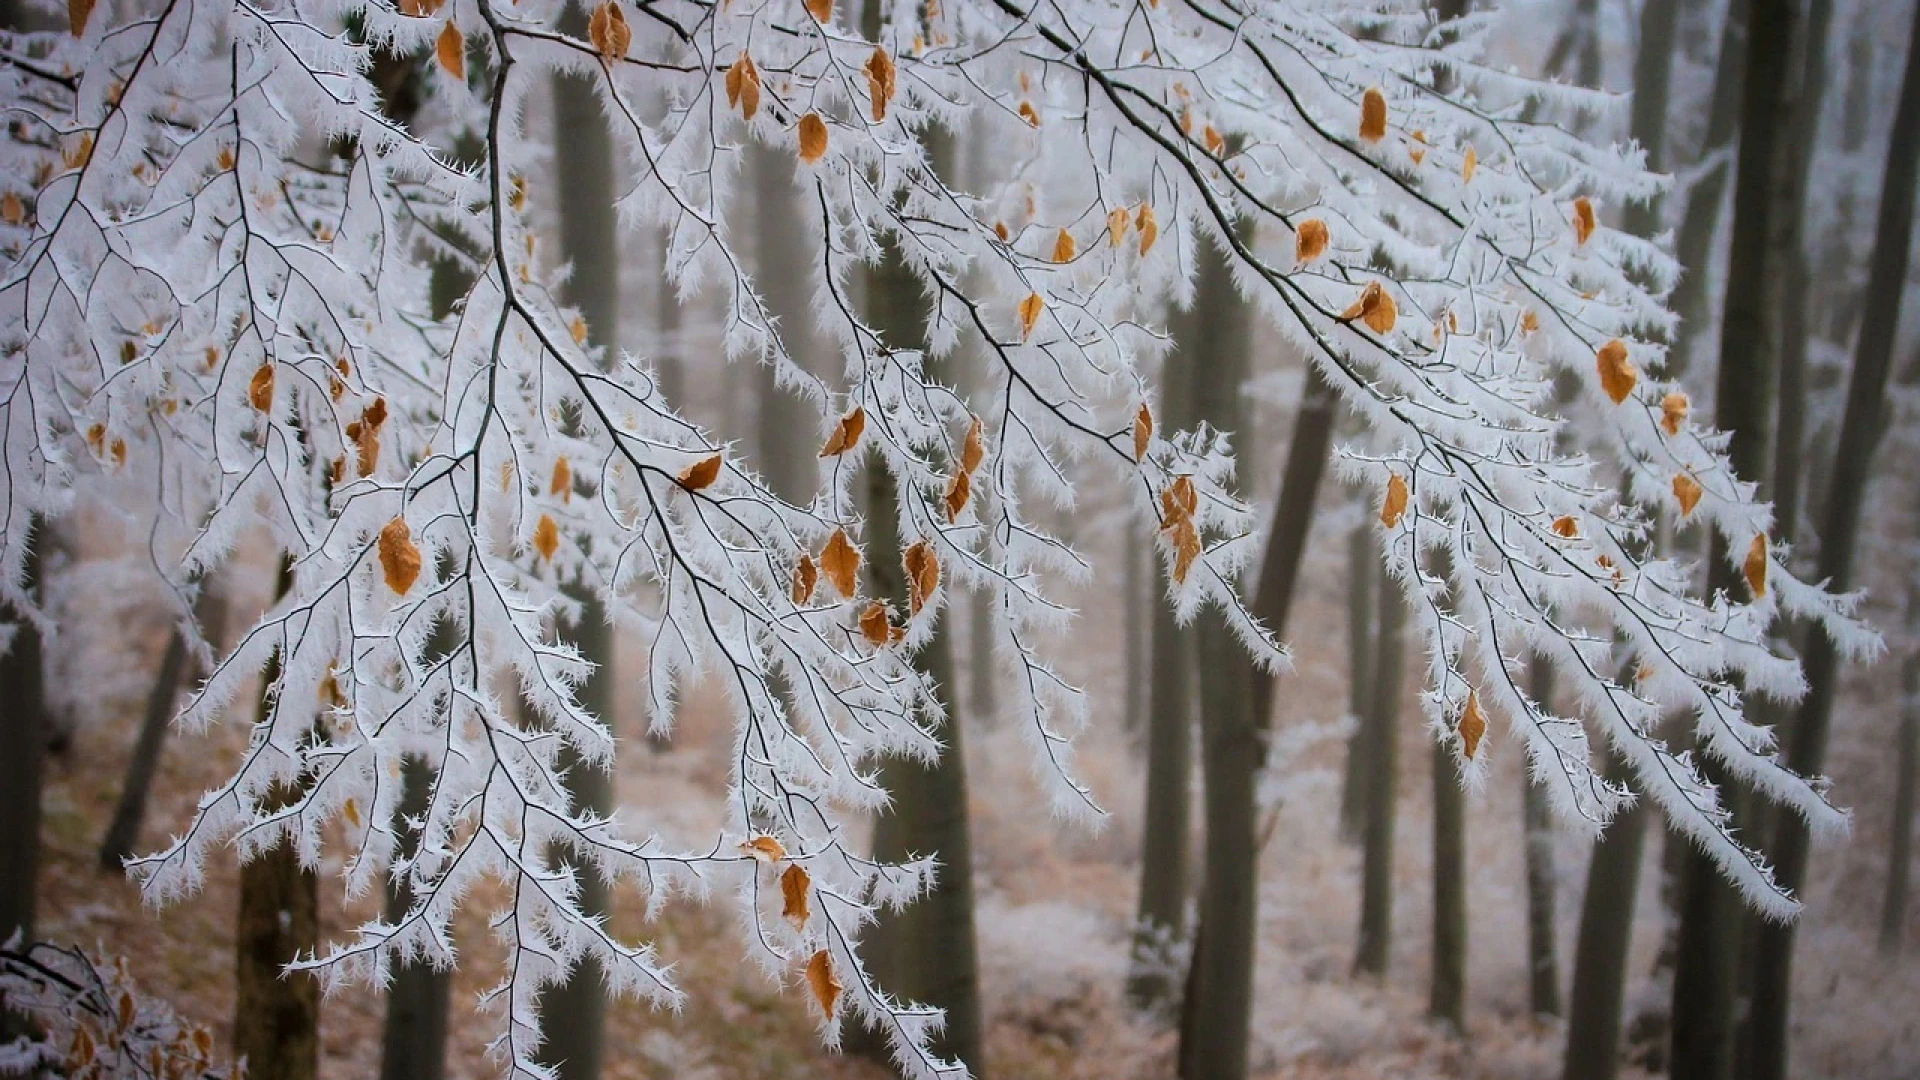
1669,4,1749,376
1247,362,1336,735
1522,658,1561,1019
1886,650,1918,956
1338,516,1376,843
1562,755,1650,1080
99,583,230,872
1176,233,1258,1080
749,138,821,506
1669,4,1799,1077
379,759,450,1080
1429,737,1467,1034
1354,570,1407,979
970,584,996,725
1745,8,1920,1074
0,526,45,949
234,560,319,1080
1123,527,1146,739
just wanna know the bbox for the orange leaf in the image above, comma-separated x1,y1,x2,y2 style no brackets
1,192,22,225
1018,100,1040,127
1132,403,1153,462
1171,518,1200,584
1459,692,1487,760
1294,218,1329,264
1380,473,1409,528
569,315,589,346
1461,144,1477,184
943,470,972,522
819,406,866,457
588,1,631,61
1573,196,1597,246
1167,474,1198,519
805,949,842,1019
533,513,561,560
1519,309,1540,336
436,20,465,82
821,528,860,597
379,518,422,596
1744,533,1768,598
727,53,763,121
1018,293,1044,340
1660,391,1689,437
1359,86,1388,142
1107,207,1131,247
1596,339,1637,404
1672,473,1703,517
859,601,895,646
865,48,896,122
792,553,819,605
960,414,986,475
1341,280,1397,335
741,835,787,862
1408,128,1428,165
797,113,829,163
805,0,832,23
248,363,275,412
68,0,92,36
1203,124,1227,158
780,864,811,928
678,453,722,491
551,456,572,501
1136,203,1158,255
904,540,939,616
1051,227,1077,264
1551,515,1579,539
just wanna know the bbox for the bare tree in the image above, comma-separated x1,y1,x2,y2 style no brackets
1354,566,1407,979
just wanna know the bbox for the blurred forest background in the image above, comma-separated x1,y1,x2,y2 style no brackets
7,0,1920,1077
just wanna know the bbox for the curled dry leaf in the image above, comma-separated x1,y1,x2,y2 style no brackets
1132,403,1153,462
819,407,866,457
1107,207,1131,247
1661,391,1690,437
1018,293,1044,340
588,2,630,62
1051,227,1077,263
1461,144,1477,184
1341,280,1397,335
1520,309,1540,335
1551,515,1579,539
792,553,818,605
1573,196,1597,246
904,540,939,616
1380,472,1409,528
248,363,275,412
1359,86,1388,142
865,48,896,122
804,0,832,23
1745,533,1769,598
797,113,829,163
943,469,972,522
1408,128,1428,165
1459,692,1487,760
1596,339,1637,404
741,835,787,862
726,53,763,121
821,528,860,597
805,950,842,1019
1136,203,1159,254
859,601,902,646
533,514,561,560
379,518,422,596
780,864,811,928
1673,473,1703,517
960,414,986,475
0,192,21,225
1018,100,1040,127
678,453,722,491
550,456,572,500
1295,218,1329,264
1170,518,1200,584
569,315,589,346
1203,124,1227,157
436,20,464,81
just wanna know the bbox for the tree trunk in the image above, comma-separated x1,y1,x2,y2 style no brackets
1123,527,1146,739
1668,3,1797,1076
234,560,319,1080
1522,658,1561,1019
1354,569,1407,979
970,584,996,725
99,583,229,872
1745,9,1920,1075
379,759,450,1080
1339,517,1376,842
531,18,621,1073
1176,234,1259,1080
0,526,45,948
1429,737,1467,1034
1885,654,1918,956
1562,754,1650,1080
749,138,820,506
848,88,983,1071
1669,4,1748,376
1247,362,1336,734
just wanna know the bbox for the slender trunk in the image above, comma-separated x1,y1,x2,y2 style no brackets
849,84,983,1069
1339,517,1376,842
1522,657,1561,1019
1669,5,1749,376
1354,573,1407,978
1562,755,1650,1080
970,585,996,724
1669,3,1797,1076
1429,737,1467,1034
234,560,319,1080
378,760,450,1080
1176,234,1259,1080
1247,362,1336,733
1746,10,1920,1075
0,526,45,947
1128,306,1200,1016
1884,657,1917,955
749,139,819,506
1123,527,1146,739
532,18,620,1073
99,584,229,871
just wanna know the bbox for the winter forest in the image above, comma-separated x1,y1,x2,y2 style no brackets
0,0,1917,1075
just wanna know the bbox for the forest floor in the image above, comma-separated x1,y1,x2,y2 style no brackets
29,498,1920,1080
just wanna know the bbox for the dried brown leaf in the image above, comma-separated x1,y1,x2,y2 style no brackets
1132,402,1153,462
904,540,939,616
1381,472,1409,528
1573,196,1597,246
805,950,842,1019
819,407,866,457
1359,86,1388,142
379,518,422,596
792,553,818,605
1745,533,1768,598
1596,339,1637,404
1295,218,1329,264
797,113,829,163
741,835,787,862
1661,391,1689,437
1673,473,1703,517
780,864,811,928
1459,692,1486,760
678,453,722,491
248,363,275,412
436,20,465,82
821,528,860,597
533,513,560,561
